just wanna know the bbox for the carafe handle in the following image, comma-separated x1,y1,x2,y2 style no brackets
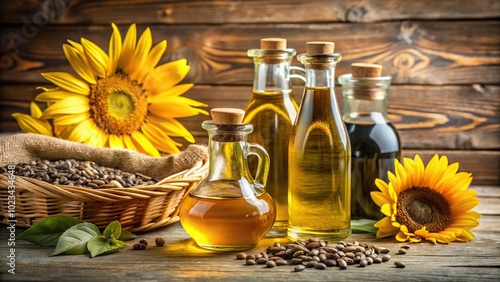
290,66,306,82
248,143,270,189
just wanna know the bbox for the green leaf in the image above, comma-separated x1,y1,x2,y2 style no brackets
52,222,100,256
118,229,136,241
351,219,378,234
103,220,122,240
17,216,84,247
87,234,128,258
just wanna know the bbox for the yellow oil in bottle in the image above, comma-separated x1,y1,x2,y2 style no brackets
244,89,298,234
179,181,276,251
288,86,351,241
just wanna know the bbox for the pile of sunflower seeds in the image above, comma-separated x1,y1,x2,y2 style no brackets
1,159,159,188
236,238,408,271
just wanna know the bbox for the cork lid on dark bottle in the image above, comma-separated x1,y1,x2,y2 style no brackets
350,63,385,100
351,63,382,78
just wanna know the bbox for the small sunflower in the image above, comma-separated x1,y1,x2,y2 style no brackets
13,23,207,156
371,154,481,244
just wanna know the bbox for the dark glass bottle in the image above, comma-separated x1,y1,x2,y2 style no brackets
244,38,299,237
288,42,351,241
338,63,401,220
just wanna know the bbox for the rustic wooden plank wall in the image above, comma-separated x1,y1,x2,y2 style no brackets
0,0,499,185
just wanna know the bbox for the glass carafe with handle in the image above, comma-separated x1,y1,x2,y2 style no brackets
180,108,276,251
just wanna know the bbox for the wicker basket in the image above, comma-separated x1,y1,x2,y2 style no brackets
0,158,208,233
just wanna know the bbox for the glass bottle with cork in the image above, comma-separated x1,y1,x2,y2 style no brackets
244,38,299,237
338,63,401,220
179,108,276,251
288,41,351,241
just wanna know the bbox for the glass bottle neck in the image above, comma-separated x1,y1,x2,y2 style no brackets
304,66,335,88
249,49,295,93
297,53,341,88
203,122,254,182
338,74,392,124
343,98,389,124
253,61,292,92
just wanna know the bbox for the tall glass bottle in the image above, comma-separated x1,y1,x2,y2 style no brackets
288,41,351,241
244,38,299,237
179,108,276,251
338,63,401,220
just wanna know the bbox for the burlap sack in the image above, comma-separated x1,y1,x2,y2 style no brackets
0,133,208,179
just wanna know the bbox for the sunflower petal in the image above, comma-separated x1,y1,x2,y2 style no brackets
41,96,90,119
53,112,90,126
374,217,399,238
108,23,122,76
147,84,194,103
29,102,43,118
380,203,392,216
127,27,152,80
412,154,425,187
395,231,409,242
109,134,125,149
149,96,208,118
370,191,392,208
63,43,96,84
143,59,190,94
423,154,445,189
67,39,83,53
130,131,160,157
86,126,109,147
393,160,406,193
81,38,110,78
12,113,53,136
147,115,195,143
123,134,138,151
142,122,181,154
41,72,90,95
67,119,95,143
36,90,88,103
118,23,137,71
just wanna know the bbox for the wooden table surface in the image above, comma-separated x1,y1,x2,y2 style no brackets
1,185,499,281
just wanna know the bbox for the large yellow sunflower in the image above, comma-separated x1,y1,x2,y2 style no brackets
371,154,481,244
14,23,207,156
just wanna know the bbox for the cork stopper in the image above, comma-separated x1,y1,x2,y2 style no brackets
210,108,245,124
351,63,382,77
306,41,335,54
261,38,287,50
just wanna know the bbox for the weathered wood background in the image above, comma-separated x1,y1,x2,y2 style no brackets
0,0,499,185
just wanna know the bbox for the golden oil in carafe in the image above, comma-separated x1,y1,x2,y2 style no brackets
179,108,276,251
288,86,351,241
244,89,298,234
180,181,276,250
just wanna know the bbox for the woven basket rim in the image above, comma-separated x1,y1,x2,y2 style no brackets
0,157,208,232
0,158,208,202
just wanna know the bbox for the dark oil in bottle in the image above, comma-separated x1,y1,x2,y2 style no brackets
346,120,401,220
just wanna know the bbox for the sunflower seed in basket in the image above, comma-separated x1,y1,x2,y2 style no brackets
2,159,160,189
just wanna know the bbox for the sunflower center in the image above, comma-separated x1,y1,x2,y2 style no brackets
396,186,452,233
89,73,148,135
